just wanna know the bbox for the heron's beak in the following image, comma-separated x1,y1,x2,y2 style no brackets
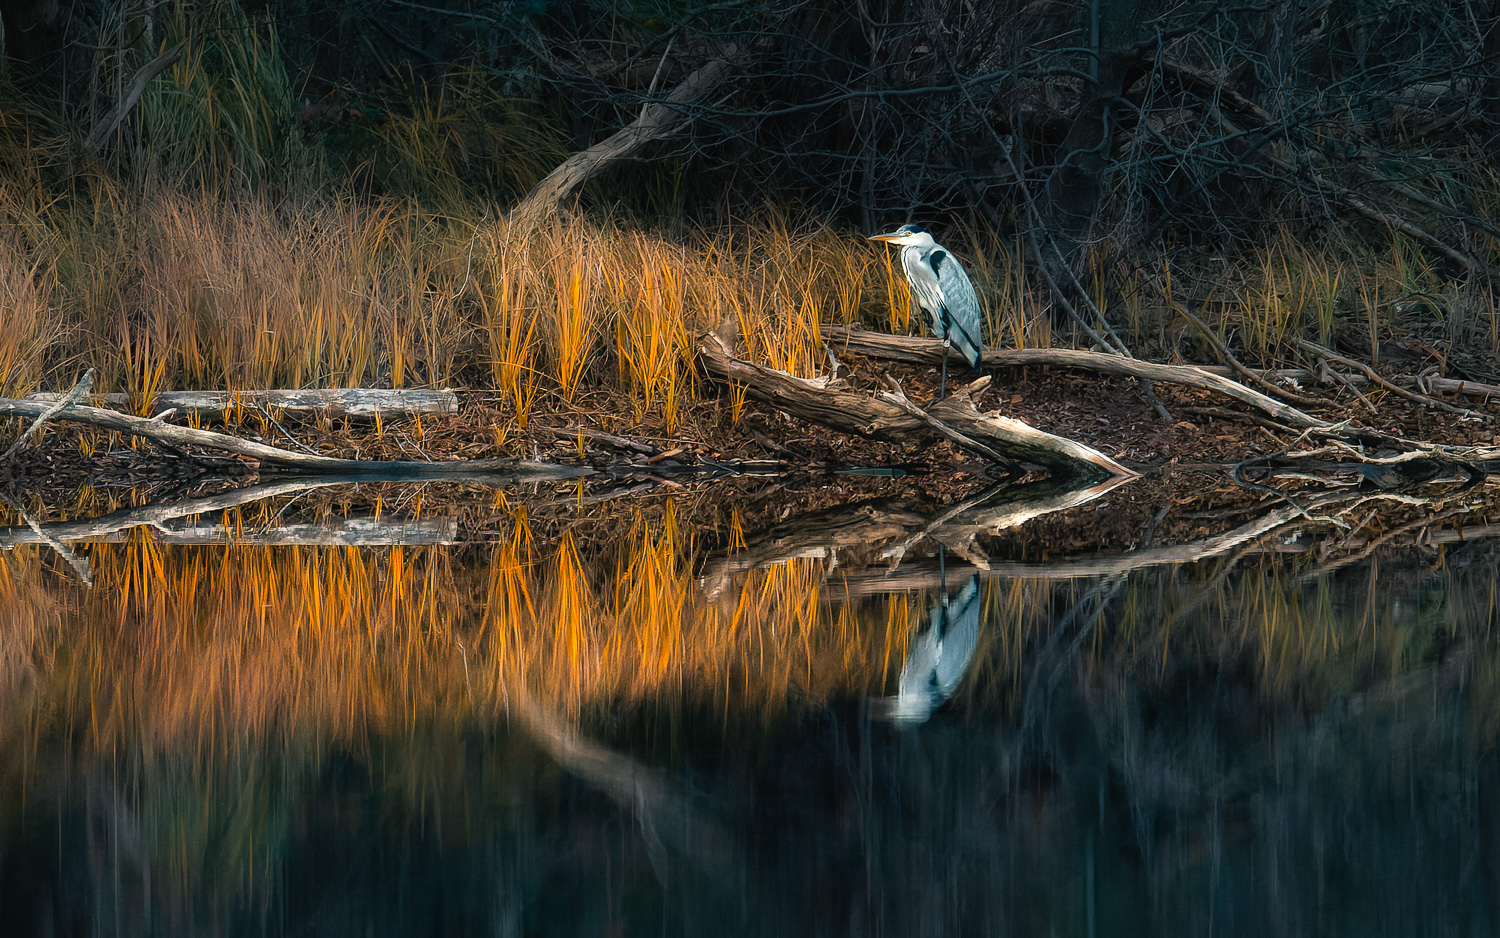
867,231,903,242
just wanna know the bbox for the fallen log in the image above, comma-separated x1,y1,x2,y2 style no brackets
696,332,1134,480
24,387,459,418
1,516,458,548
0,396,588,479
824,324,1329,430
1423,376,1500,402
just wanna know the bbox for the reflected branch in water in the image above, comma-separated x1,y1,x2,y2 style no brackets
699,472,1136,598
510,693,740,881
0,475,463,550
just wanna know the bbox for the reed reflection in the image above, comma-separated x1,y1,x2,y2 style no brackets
1,497,1499,936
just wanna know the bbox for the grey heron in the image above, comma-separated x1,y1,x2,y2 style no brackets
877,572,982,724
868,224,984,399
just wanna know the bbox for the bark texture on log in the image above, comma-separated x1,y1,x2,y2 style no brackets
25,388,460,418
824,324,1328,429
696,332,1134,479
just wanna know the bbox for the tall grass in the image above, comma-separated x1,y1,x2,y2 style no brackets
5,178,965,431
0,233,62,398
6,167,1498,428
133,0,305,191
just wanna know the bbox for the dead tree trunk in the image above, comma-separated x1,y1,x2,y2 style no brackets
508,52,741,231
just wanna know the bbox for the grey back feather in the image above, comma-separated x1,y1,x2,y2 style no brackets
901,241,983,371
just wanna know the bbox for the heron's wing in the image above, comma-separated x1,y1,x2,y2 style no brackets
930,250,984,370
901,248,946,335
897,627,943,701
884,626,943,723
933,575,982,696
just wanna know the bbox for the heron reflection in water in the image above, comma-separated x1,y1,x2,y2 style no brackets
878,565,983,725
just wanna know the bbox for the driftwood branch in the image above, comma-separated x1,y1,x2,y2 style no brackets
879,376,1012,464
3,369,94,464
825,324,1329,430
24,387,459,419
0,491,94,584
86,40,188,152
695,332,1134,479
0,396,589,479
509,52,740,231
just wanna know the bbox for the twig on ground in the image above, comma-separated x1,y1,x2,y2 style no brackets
1316,361,1378,413
1299,339,1486,421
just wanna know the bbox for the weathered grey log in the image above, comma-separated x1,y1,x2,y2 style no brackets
824,324,1329,430
0,517,458,548
1423,377,1500,402
25,387,459,418
0,396,589,478
696,332,1134,479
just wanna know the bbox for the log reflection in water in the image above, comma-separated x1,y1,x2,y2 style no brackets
699,472,1135,598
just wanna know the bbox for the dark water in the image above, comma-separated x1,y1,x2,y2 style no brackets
2,478,1499,936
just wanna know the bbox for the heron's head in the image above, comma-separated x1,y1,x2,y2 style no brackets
867,223,936,247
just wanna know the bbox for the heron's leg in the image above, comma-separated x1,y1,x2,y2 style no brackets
938,340,951,400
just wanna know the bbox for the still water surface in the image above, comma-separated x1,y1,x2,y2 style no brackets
1,480,1499,936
